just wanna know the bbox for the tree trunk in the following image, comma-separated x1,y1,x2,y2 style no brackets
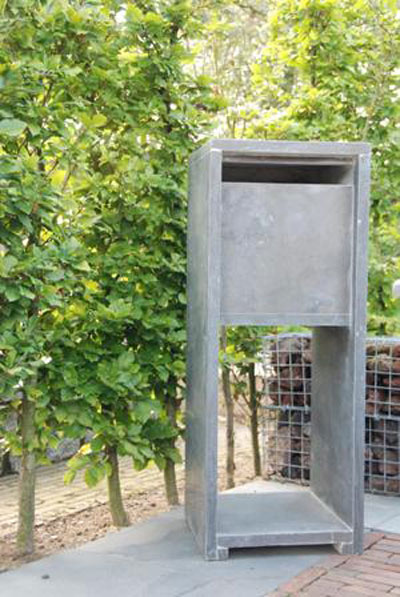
248,362,261,476
164,458,179,506
105,444,130,527
164,396,179,506
16,392,36,556
221,327,235,489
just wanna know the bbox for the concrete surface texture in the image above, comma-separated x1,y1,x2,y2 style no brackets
365,493,400,532
0,507,333,597
0,490,399,597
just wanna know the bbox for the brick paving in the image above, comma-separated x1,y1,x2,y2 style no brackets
0,419,250,539
0,455,175,538
270,532,400,596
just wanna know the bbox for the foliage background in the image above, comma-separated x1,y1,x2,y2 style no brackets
0,0,398,554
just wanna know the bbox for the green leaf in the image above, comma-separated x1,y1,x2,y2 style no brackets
90,437,104,452
1,255,18,275
64,469,77,485
28,123,40,136
122,440,140,458
154,454,166,470
20,287,35,299
75,260,91,272
134,401,154,423
91,114,107,128
18,214,33,232
0,118,27,137
140,445,154,459
127,422,141,436
78,410,92,427
17,200,32,215
5,286,20,302
165,447,182,464
0,159,21,174
47,269,65,282
48,434,59,449
84,467,100,488
63,366,78,387
146,420,177,440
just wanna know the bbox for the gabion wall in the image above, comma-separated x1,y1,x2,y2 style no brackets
261,334,400,495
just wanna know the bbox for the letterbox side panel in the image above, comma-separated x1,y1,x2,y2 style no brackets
220,183,353,325
185,148,221,559
311,328,355,523
311,153,370,553
350,152,370,551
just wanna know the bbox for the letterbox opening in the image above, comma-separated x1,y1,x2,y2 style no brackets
222,156,353,185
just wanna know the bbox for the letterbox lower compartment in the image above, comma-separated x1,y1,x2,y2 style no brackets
216,487,352,550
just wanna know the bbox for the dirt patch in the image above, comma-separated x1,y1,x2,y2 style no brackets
0,482,173,572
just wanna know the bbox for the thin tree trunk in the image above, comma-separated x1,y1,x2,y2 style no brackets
248,362,261,476
1,450,12,476
164,459,179,506
164,396,179,506
105,444,130,527
16,392,36,556
221,327,235,489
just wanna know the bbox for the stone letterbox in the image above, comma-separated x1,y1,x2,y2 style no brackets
185,140,370,560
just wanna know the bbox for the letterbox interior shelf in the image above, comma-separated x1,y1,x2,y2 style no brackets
185,140,370,561
217,490,352,550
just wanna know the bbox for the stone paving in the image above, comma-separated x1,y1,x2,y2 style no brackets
0,506,335,597
270,532,400,596
1,420,400,596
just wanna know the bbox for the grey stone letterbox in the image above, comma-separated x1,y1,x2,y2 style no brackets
185,140,370,560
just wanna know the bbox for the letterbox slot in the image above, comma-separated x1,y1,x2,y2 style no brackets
222,160,353,185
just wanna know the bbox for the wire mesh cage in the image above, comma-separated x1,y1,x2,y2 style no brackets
365,337,400,494
261,334,312,485
261,333,400,495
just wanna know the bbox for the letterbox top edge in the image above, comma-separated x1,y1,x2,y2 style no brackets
189,139,371,164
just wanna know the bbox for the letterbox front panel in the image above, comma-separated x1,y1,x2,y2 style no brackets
220,183,353,326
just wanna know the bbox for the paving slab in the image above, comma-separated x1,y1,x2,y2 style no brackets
0,507,333,597
0,484,399,597
365,493,400,531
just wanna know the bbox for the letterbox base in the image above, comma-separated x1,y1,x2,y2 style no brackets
216,488,352,552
